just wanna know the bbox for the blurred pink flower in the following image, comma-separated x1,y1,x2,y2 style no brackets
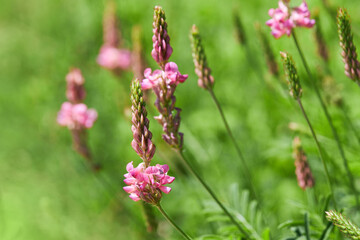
65,68,86,103
266,1,293,38
291,2,315,28
266,1,315,39
141,62,188,90
57,102,98,129
123,161,175,203
97,46,131,70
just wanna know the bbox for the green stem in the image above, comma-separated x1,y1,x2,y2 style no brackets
297,99,337,209
340,104,360,146
292,32,359,208
156,203,192,240
177,149,251,239
304,212,311,240
208,88,258,201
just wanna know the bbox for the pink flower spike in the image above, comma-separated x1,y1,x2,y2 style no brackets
97,46,131,70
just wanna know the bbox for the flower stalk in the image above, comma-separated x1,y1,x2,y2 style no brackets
280,52,336,208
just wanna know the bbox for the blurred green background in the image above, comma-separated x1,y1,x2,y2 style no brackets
1,0,360,239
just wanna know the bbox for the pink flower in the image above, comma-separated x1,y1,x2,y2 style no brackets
57,102,98,129
141,62,188,90
97,46,131,70
266,1,315,39
266,1,293,38
123,161,175,204
65,68,86,103
291,2,315,28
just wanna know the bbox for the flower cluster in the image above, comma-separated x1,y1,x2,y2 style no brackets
58,69,98,130
293,137,314,190
124,79,175,204
57,102,98,130
266,1,315,39
190,25,215,90
337,8,360,83
142,6,188,149
124,162,175,204
97,1,131,71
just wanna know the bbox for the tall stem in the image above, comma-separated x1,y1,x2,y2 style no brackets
292,32,359,207
297,99,337,209
176,149,251,239
156,203,192,240
208,88,257,201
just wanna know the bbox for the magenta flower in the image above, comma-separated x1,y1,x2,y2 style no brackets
266,1,315,39
123,161,175,204
291,2,315,28
142,62,188,90
97,46,131,70
66,68,86,103
57,102,98,130
266,1,293,38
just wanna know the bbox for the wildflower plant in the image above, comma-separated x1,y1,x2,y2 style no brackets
280,52,336,207
268,0,359,208
57,68,100,171
123,79,191,239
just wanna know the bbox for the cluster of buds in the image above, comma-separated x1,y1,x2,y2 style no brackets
131,80,156,166
266,0,315,39
280,52,302,99
337,8,360,84
326,210,360,239
141,6,188,150
97,1,131,72
57,69,99,170
292,137,315,190
190,25,215,90
124,79,174,205
151,6,173,68
255,23,279,77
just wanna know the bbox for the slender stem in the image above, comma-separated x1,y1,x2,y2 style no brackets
176,149,251,239
156,203,192,240
340,104,360,146
208,88,257,201
292,32,359,207
304,212,311,240
297,99,337,209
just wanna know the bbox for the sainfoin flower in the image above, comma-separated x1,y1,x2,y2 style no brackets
97,46,131,70
266,1,315,39
123,161,175,204
293,137,314,190
65,68,86,103
57,102,98,129
142,62,188,90
151,6,173,67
